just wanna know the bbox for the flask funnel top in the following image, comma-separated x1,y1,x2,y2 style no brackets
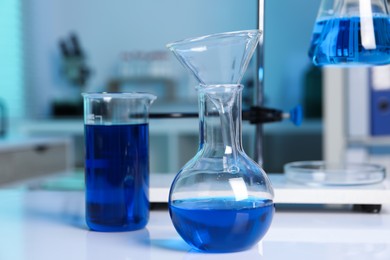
167,30,261,85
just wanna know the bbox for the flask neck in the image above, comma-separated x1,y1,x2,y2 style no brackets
198,85,243,161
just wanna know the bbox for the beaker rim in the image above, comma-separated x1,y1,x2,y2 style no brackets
81,92,157,101
166,29,262,49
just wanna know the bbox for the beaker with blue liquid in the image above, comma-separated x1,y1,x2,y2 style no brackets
167,30,274,253
82,92,156,232
309,0,390,66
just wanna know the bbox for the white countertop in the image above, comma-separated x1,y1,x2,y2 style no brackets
0,188,390,259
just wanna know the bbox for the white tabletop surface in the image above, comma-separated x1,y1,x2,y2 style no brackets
0,189,390,260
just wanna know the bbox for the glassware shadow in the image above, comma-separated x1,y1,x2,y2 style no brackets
23,191,88,230
86,228,152,259
150,238,192,252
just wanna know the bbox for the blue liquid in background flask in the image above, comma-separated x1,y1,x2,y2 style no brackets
309,0,390,66
166,30,275,253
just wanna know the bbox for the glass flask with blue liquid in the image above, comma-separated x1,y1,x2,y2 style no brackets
309,0,390,66
166,30,275,253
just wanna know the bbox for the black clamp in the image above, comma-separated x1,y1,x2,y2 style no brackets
242,106,284,124
150,106,285,124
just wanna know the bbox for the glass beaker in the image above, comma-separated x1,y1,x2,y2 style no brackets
309,0,390,66
82,92,156,232
167,30,274,253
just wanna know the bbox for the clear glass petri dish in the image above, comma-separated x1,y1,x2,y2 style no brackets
284,161,386,186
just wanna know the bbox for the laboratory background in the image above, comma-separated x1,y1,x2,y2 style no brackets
1,0,324,174
1,0,390,259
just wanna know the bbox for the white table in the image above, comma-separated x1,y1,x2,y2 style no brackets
0,189,390,260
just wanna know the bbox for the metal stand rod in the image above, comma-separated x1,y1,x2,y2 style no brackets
254,0,265,166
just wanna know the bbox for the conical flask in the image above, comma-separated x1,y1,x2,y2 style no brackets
166,30,274,253
309,0,390,66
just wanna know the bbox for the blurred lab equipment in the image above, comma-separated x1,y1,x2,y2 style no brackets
0,100,6,137
82,92,156,232
59,33,91,87
108,51,176,103
166,30,274,253
303,65,322,118
279,0,390,212
250,1,390,212
53,33,92,117
308,0,390,66
370,65,390,135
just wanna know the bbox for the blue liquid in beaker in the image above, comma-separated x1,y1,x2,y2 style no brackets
169,197,274,252
85,123,149,231
309,16,390,66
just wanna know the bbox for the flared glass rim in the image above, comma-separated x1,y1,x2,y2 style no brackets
166,29,262,49
82,92,157,101
196,84,244,91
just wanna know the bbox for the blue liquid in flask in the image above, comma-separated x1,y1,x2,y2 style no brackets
85,123,149,232
169,197,274,252
309,16,390,66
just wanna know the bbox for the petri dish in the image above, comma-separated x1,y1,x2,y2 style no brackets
284,161,386,186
